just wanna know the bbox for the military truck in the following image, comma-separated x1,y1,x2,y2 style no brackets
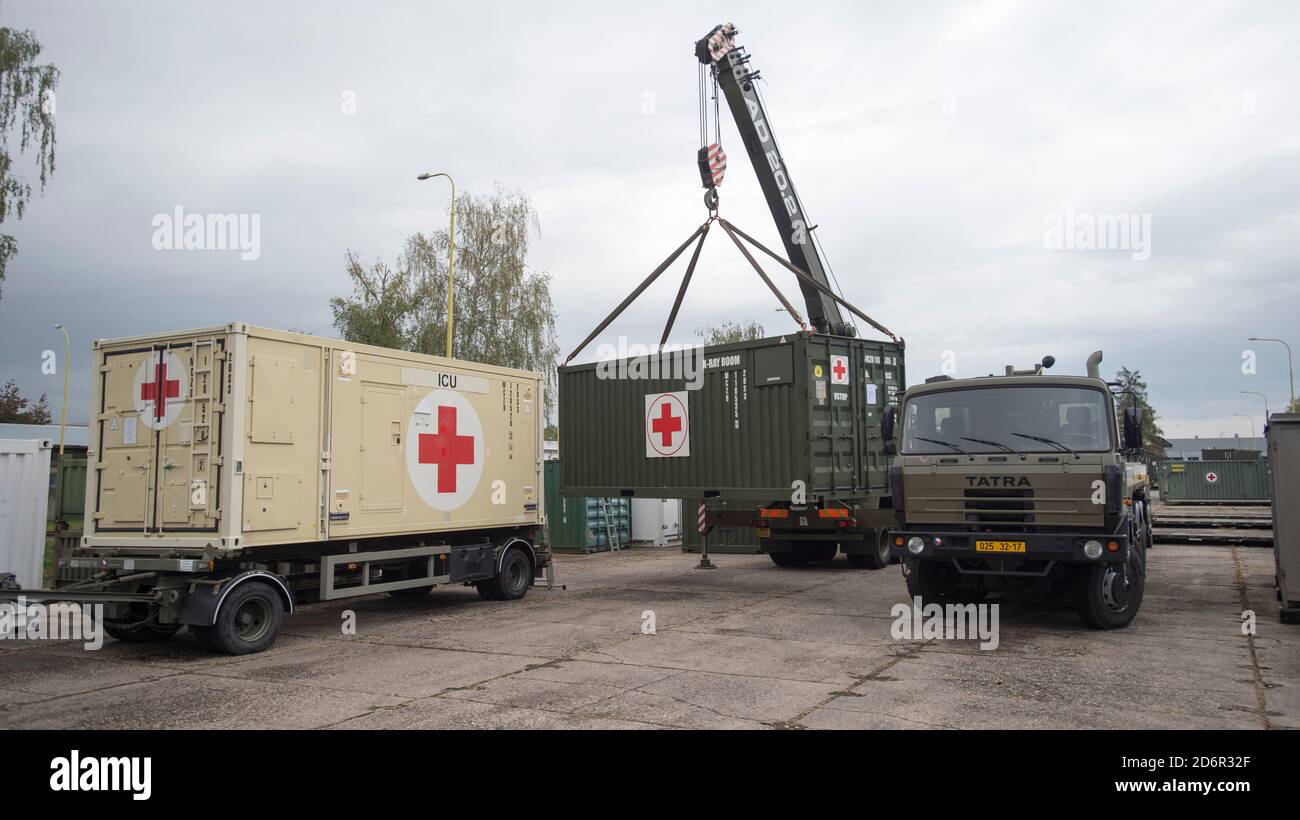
885,351,1151,629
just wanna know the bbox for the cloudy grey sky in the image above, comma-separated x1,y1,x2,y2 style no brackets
0,0,1295,437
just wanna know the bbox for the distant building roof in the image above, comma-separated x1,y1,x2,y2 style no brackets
1163,435,1265,459
0,423,90,450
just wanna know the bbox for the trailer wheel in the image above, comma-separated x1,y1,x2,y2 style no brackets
846,531,891,570
477,547,532,601
1072,543,1145,630
104,620,182,643
202,580,285,655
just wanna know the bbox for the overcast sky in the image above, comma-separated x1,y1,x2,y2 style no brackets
0,0,1295,437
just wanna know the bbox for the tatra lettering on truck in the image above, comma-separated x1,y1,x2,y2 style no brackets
0,323,550,654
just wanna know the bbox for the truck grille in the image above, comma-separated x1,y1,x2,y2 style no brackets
963,488,1034,526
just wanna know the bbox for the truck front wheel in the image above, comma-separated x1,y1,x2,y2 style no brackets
1072,547,1145,630
198,580,285,655
477,547,532,601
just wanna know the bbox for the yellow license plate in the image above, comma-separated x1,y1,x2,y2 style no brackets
976,540,1026,553
756,527,772,539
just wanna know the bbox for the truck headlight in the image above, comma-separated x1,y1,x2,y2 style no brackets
1083,540,1104,560
906,536,925,555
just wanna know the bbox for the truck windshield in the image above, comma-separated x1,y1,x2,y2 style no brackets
901,385,1114,455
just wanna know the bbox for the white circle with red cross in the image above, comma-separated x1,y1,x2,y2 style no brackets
645,391,690,458
405,389,484,511
132,350,189,430
1205,471,1218,483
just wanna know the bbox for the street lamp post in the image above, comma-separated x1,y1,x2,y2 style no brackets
418,171,456,359
1233,413,1256,441
1240,390,1271,420
53,324,70,458
1248,336,1295,411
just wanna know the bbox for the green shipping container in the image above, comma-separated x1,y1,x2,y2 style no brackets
1158,459,1272,504
47,457,87,522
559,332,904,501
544,460,632,552
682,498,761,554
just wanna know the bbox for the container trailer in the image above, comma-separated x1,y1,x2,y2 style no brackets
560,332,904,567
0,323,549,654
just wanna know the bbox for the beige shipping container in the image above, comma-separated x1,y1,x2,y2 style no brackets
6,323,554,653
84,322,544,553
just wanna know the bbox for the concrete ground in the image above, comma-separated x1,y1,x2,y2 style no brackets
0,543,1295,729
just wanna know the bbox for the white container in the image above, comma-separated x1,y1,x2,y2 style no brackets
631,498,682,547
0,438,53,589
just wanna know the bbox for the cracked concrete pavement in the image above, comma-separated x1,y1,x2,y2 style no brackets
0,543,1294,730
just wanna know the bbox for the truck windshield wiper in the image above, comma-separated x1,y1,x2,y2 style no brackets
913,436,968,455
1010,432,1078,458
961,436,1019,455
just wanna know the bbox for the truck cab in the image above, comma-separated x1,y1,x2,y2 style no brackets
885,353,1151,628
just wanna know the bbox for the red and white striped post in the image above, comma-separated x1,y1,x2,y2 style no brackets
696,502,715,569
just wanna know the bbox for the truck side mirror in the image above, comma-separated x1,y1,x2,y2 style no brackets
1123,405,1143,451
882,405,897,455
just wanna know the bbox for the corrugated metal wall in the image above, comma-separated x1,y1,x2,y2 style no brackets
52,458,87,520
0,439,54,589
1268,414,1300,605
1158,459,1272,504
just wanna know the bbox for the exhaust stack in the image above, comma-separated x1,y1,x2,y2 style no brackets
1086,350,1103,380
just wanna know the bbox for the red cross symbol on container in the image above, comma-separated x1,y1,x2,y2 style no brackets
140,360,181,420
418,406,475,493
830,354,849,385
651,402,682,448
1205,471,1218,483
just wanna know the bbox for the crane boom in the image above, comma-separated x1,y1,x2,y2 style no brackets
695,23,851,336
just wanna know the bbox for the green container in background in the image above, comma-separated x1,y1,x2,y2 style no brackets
48,457,86,521
1157,459,1272,504
544,460,632,552
682,498,761,554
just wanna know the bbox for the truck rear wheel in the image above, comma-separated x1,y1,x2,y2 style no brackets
200,580,285,655
1072,546,1145,629
477,547,532,601
847,531,891,570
